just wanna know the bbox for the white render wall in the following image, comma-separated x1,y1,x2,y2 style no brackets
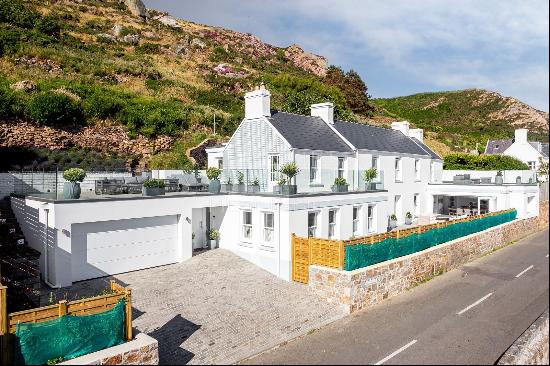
442,170,536,184
503,139,547,172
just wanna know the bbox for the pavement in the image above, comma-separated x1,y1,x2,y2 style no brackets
47,249,344,365
243,228,549,365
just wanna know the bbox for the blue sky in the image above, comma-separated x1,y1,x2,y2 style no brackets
144,0,549,111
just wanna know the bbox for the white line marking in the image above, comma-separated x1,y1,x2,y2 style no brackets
375,339,417,365
516,265,534,278
457,293,493,315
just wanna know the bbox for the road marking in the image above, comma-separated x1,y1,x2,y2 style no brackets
457,293,493,315
515,265,534,278
375,339,417,365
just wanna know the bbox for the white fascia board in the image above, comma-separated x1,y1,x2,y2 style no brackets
357,148,431,159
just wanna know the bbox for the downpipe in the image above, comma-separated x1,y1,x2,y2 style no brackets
42,206,60,288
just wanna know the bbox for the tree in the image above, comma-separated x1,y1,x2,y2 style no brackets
538,157,549,179
325,66,375,116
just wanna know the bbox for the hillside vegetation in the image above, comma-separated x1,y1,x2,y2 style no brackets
0,0,547,170
374,90,549,151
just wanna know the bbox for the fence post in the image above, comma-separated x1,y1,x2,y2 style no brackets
396,230,401,239
338,241,345,269
58,300,67,317
1,285,9,365
125,289,132,341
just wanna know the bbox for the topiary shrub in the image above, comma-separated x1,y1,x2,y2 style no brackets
143,178,166,188
26,92,84,126
62,167,86,182
206,167,221,181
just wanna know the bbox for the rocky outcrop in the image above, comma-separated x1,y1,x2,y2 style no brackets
0,121,173,164
284,44,328,77
121,0,148,20
153,14,181,28
10,80,36,92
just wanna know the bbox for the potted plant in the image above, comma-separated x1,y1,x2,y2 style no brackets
248,178,260,193
63,168,86,199
208,229,219,249
364,168,378,190
389,214,398,229
273,178,286,194
206,167,222,194
331,177,348,192
280,162,300,195
234,171,245,192
142,179,166,196
221,177,233,192
495,170,503,185
405,211,413,225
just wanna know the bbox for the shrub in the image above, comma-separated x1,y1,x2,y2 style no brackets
443,153,529,170
0,0,39,29
406,212,413,219
84,92,126,119
206,167,221,180
334,177,347,186
26,92,84,126
236,171,244,184
251,178,260,186
0,83,17,118
63,168,86,182
390,214,397,221
33,15,61,38
208,229,219,240
0,26,21,56
143,178,165,188
118,99,189,137
135,42,161,54
363,168,378,183
280,162,300,184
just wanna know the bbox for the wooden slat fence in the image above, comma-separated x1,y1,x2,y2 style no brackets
291,209,514,283
0,280,132,364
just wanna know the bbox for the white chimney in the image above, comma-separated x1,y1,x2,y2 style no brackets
391,121,410,136
311,102,334,125
244,84,271,119
409,128,424,143
514,128,528,144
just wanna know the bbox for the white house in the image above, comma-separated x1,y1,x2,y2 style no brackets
10,86,541,287
485,128,549,173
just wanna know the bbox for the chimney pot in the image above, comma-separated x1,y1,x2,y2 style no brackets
245,87,271,119
311,102,334,125
391,121,410,136
514,129,528,143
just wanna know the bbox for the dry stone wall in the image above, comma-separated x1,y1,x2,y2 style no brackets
310,201,549,314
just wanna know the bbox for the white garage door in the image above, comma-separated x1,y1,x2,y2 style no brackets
71,215,179,282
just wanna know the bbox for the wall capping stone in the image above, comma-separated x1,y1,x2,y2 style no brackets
60,333,158,365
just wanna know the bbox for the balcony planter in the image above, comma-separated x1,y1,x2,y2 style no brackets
233,184,246,193
142,186,165,196
331,184,348,193
63,182,81,199
405,212,413,225
247,185,260,193
221,184,233,192
281,185,297,195
208,179,221,194
389,215,398,229
273,186,282,194
365,182,377,191
495,171,504,185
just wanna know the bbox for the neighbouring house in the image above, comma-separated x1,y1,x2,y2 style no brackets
7,86,541,287
485,128,549,173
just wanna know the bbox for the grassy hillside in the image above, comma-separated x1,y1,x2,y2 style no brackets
373,90,549,152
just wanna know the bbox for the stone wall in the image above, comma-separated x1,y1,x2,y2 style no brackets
60,333,158,365
498,310,549,365
310,202,549,314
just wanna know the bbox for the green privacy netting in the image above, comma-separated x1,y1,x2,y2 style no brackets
345,210,517,271
14,299,125,365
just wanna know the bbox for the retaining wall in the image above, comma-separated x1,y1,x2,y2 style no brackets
60,333,158,365
310,201,549,314
498,310,549,365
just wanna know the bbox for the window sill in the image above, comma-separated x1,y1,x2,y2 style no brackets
259,245,276,252
395,180,403,183
238,240,254,248
309,183,323,187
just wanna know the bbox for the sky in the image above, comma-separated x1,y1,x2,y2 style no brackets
143,0,550,111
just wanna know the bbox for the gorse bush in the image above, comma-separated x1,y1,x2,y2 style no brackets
443,153,529,170
118,99,190,137
0,0,39,29
26,92,84,126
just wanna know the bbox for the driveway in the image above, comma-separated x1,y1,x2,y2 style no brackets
45,249,344,364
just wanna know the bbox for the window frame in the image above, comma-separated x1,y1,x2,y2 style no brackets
310,155,319,183
395,157,402,182
270,155,280,182
308,211,318,238
367,204,376,233
414,159,421,181
352,206,360,236
414,194,420,217
328,209,338,239
262,211,274,244
337,157,345,179
241,210,253,241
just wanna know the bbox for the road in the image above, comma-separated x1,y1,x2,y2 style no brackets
243,228,549,365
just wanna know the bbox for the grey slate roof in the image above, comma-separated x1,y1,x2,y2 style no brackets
411,138,442,159
530,142,549,158
332,120,431,156
485,139,513,154
267,111,352,153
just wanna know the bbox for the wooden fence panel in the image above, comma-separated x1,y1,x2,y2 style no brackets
291,235,310,284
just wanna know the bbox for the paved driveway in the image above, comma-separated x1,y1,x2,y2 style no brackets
48,249,343,365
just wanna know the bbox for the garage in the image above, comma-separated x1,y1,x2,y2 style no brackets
71,215,179,282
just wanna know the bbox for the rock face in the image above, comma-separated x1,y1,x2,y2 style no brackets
284,44,328,77
0,121,174,168
11,80,36,92
121,0,148,20
153,14,181,28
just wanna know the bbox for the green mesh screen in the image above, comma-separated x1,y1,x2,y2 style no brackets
345,210,517,271
14,299,125,365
